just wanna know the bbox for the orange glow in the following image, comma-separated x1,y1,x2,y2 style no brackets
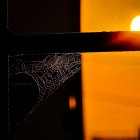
111,32,140,47
81,1,140,139
131,16,140,31
81,0,140,32
69,96,76,110
81,52,140,140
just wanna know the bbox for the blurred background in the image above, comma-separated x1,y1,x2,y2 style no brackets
81,1,140,140
8,0,140,140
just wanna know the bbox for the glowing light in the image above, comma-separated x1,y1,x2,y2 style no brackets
131,16,140,31
69,96,76,110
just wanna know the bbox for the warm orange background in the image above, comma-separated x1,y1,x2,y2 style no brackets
81,1,140,140
82,52,140,140
80,0,140,32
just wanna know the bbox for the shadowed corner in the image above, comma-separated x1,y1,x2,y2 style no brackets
92,137,137,140
138,127,140,140
91,127,140,140
92,129,140,140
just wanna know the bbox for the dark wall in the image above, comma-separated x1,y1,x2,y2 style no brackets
8,0,80,34
9,71,83,140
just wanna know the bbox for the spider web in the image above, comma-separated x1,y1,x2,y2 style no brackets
8,53,81,133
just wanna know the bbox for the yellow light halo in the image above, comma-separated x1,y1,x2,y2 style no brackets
130,15,140,31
